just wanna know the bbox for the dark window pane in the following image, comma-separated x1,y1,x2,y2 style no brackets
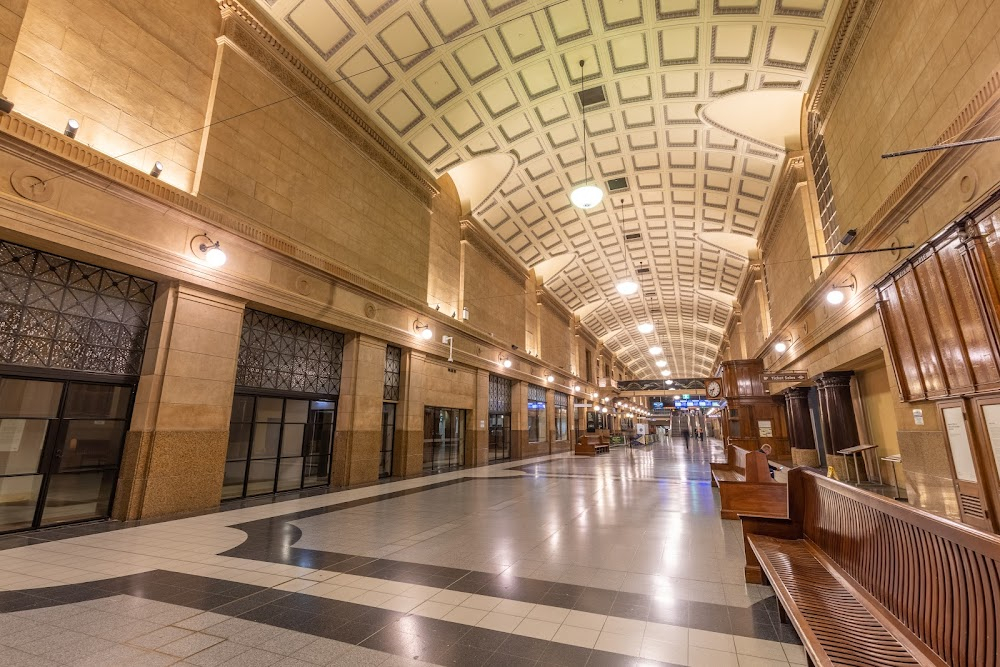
0,475,42,532
231,395,255,423
0,418,48,475
251,423,281,458
281,424,305,457
277,458,303,491
58,420,127,470
255,398,283,423
62,384,130,419
284,400,309,423
222,461,246,500
40,470,116,525
302,455,329,487
0,379,62,418
246,459,276,496
227,422,252,460
305,412,335,458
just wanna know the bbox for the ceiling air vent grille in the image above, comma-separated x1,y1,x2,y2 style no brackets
607,177,629,192
636,266,650,274
624,233,642,240
576,85,607,109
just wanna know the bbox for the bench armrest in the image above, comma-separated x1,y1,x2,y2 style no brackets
739,515,801,584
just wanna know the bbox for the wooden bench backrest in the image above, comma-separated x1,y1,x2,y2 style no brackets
578,434,601,446
790,468,1000,667
729,445,747,474
742,450,771,483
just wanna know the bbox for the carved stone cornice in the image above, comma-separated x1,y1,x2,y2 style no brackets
537,287,571,321
460,218,529,285
808,0,883,119
216,0,438,207
575,321,599,347
758,154,806,257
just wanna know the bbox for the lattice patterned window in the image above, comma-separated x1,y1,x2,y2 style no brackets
808,112,839,253
383,345,401,401
0,239,156,375
528,383,546,443
236,309,344,395
489,374,511,414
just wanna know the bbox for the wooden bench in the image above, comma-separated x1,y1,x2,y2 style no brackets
710,445,787,520
740,467,1000,667
575,434,610,456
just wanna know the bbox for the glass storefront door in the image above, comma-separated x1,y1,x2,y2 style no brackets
489,413,511,462
224,394,337,499
380,403,396,478
0,375,133,533
423,407,465,471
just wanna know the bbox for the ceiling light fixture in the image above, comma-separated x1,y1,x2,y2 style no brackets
637,322,655,334
413,321,433,340
569,59,603,210
192,234,227,267
655,360,667,368
649,346,662,355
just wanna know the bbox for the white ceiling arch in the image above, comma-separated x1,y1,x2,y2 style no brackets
251,0,843,377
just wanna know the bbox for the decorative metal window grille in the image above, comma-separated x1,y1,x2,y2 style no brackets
236,309,344,395
554,392,568,408
528,383,546,403
384,345,401,401
808,112,839,253
0,240,155,376
489,374,511,413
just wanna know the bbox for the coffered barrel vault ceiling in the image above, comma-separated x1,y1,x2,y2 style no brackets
250,0,842,377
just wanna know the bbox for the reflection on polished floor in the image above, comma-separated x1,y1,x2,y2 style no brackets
0,438,804,666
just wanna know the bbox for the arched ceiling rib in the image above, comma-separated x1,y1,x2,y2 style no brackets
253,0,843,377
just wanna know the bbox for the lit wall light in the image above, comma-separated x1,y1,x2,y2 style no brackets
64,119,79,139
637,322,655,334
649,345,662,355
499,353,512,368
592,392,599,398
150,161,164,178
574,385,581,391
546,374,555,382
414,321,433,340
827,276,857,305
774,338,791,353
192,235,227,267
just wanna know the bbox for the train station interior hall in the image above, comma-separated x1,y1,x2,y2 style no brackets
1,0,1000,665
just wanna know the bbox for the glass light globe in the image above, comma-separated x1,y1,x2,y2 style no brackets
616,279,639,296
574,385,581,391
570,184,604,209
774,341,788,353
546,375,555,382
826,289,845,305
204,246,227,267
649,346,662,355
637,323,655,334
420,328,433,340
656,360,667,368
502,358,512,368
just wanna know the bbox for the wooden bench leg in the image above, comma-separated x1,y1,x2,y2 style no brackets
776,599,789,625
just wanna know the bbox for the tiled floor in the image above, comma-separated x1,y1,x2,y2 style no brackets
0,438,805,666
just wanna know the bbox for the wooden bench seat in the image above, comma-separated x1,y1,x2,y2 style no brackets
741,467,1000,667
710,445,787,519
575,434,610,456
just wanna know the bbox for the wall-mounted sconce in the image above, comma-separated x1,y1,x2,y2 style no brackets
150,161,164,178
826,275,857,305
546,374,555,382
773,337,792,353
191,235,227,267
592,392,599,398
601,407,608,413
64,119,79,139
442,335,454,362
462,307,469,321
499,353,512,368
573,385,581,392
413,320,433,340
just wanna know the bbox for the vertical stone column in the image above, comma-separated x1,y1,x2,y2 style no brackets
785,387,819,466
334,334,388,487
511,381,528,459
114,283,245,520
0,1,27,93
816,371,861,478
469,369,490,466
398,350,426,477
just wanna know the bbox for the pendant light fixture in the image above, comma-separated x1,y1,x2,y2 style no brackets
614,198,638,295
570,59,603,210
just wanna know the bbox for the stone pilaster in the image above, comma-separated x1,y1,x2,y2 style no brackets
334,335,388,486
469,369,490,466
511,381,528,459
114,283,245,520
398,350,427,477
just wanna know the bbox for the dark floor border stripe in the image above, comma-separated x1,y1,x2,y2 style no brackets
0,570,689,666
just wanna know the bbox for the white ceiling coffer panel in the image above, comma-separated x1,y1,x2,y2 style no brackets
252,0,843,376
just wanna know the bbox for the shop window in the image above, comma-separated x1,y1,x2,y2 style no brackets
489,375,512,461
383,345,401,401
528,384,546,442
554,391,568,441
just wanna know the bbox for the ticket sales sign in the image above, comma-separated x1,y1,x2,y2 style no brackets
762,371,808,382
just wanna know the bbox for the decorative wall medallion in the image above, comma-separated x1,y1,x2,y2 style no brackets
10,168,54,203
364,302,377,319
958,169,978,202
295,276,313,295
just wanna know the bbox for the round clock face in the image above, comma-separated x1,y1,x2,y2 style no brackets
707,381,722,398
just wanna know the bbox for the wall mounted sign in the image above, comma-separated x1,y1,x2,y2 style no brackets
758,420,774,438
762,371,808,382
912,408,924,425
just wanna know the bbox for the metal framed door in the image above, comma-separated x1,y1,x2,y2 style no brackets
488,413,510,462
380,403,396,478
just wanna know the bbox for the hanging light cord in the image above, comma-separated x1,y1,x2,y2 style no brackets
580,59,588,187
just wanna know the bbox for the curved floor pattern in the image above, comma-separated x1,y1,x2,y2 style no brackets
0,437,806,666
